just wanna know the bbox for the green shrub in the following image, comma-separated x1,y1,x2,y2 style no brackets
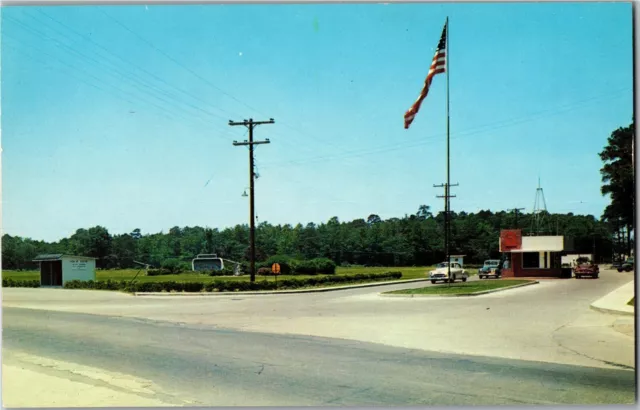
260,255,294,275
312,258,337,274
290,259,315,274
2,278,40,288
257,267,272,276
161,258,185,275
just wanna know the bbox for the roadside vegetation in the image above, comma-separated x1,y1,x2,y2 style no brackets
3,271,404,293
385,280,535,296
1,265,478,284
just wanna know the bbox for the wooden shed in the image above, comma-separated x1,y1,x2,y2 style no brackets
32,254,97,287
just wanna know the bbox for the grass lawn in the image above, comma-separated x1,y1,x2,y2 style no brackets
2,266,478,284
628,297,635,306
385,279,534,296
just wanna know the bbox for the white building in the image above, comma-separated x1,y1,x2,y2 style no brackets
32,254,97,287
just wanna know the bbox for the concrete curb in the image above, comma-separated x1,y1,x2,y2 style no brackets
133,278,429,297
379,280,539,298
590,280,635,316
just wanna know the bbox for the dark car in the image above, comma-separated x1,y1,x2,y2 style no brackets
618,257,634,272
574,262,599,279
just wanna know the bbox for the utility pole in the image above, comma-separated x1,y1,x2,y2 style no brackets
435,182,458,285
509,207,525,229
230,118,274,283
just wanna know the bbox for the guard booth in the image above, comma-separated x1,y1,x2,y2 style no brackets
449,254,466,267
33,254,97,287
498,230,569,278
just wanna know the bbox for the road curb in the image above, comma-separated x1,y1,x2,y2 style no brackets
590,280,635,316
133,278,430,297
379,280,539,298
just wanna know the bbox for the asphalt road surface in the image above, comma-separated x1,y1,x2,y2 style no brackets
3,306,636,406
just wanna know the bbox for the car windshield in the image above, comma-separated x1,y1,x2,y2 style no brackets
484,260,500,267
436,262,448,268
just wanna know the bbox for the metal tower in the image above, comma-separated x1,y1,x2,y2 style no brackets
530,178,551,236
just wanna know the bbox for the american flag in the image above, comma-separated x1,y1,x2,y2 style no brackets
404,22,447,129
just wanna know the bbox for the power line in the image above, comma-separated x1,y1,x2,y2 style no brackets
101,9,250,119
10,13,233,134
2,22,217,130
2,34,196,127
31,9,234,124
259,87,631,169
98,9,369,169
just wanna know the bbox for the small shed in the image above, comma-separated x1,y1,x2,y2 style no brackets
32,254,97,287
449,255,466,267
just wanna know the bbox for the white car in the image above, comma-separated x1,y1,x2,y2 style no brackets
429,262,468,284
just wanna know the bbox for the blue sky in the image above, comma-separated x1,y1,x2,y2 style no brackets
1,2,633,242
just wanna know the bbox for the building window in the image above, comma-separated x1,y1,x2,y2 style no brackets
522,252,540,269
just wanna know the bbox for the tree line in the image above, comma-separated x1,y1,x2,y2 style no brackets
1,208,621,271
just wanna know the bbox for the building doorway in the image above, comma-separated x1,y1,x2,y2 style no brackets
40,261,63,286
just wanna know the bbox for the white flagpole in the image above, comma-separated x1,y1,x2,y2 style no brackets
445,17,451,281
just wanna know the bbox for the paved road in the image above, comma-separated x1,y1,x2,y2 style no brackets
3,307,635,406
3,269,635,369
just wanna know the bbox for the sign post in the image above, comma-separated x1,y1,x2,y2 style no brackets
271,263,281,288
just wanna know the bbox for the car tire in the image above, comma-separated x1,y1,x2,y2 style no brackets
618,268,624,272
462,277,467,282
431,280,436,284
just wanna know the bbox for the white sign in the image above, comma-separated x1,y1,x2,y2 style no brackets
70,260,88,270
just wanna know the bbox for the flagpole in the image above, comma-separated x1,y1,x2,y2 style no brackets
445,16,451,281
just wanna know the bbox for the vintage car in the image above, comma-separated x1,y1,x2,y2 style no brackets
618,257,634,272
574,262,599,279
479,259,502,279
429,262,468,284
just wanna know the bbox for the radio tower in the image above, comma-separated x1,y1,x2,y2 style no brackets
530,178,550,236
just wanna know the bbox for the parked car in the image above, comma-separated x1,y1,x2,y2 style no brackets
479,259,502,279
429,262,468,284
574,262,599,279
618,257,634,272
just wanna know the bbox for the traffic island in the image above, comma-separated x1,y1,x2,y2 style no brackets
380,279,538,297
590,280,635,316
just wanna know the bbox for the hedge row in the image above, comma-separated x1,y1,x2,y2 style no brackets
148,265,237,277
258,255,337,275
2,272,402,292
4,272,400,292
2,278,40,288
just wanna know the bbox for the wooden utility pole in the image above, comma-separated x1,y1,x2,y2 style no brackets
230,118,274,283
509,208,525,229
435,181,458,284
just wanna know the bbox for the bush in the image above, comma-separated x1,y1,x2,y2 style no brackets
161,258,185,275
290,259,315,274
2,278,40,288
288,258,337,275
260,255,294,275
313,258,337,274
147,269,167,276
257,267,272,276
